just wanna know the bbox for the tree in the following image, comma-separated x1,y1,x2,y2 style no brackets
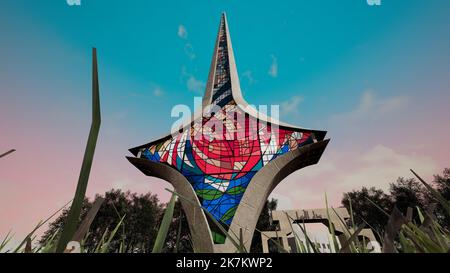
40,189,164,253
389,177,427,221
342,187,393,238
431,168,450,230
250,198,278,253
341,168,450,238
164,200,193,253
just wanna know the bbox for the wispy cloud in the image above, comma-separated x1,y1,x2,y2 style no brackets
153,86,164,97
332,90,409,123
66,0,81,6
242,70,255,85
177,25,188,39
271,144,438,208
184,43,196,60
178,25,196,60
280,95,303,118
182,67,205,94
268,54,278,78
187,76,205,94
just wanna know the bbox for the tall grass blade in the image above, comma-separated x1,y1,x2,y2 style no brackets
152,193,177,253
72,197,105,242
286,212,318,253
174,211,183,253
382,207,407,253
56,48,101,253
24,238,32,253
411,169,450,216
331,207,357,252
365,197,390,217
338,223,366,253
94,227,109,253
0,230,13,252
39,228,60,253
325,193,340,252
0,149,15,158
416,206,425,224
100,215,125,253
13,200,71,253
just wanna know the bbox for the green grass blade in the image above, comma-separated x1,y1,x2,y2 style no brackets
100,215,125,253
13,200,71,253
0,230,13,252
325,193,340,252
331,207,358,252
73,197,105,242
382,207,407,253
286,212,318,253
338,223,366,253
411,169,450,216
398,231,416,253
39,228,60,253
152,193,177,253
365,197,390,217
416,206,425,224
174,211,183,253
56,48,101,253
94,227,109,253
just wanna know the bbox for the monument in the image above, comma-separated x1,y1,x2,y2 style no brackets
127,13,329,253
260,208,379,253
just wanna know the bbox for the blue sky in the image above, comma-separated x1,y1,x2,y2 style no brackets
1,0,449,243
2,1,449,135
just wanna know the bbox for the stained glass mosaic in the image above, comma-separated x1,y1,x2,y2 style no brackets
136,18,317,244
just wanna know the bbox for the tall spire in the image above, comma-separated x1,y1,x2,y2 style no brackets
203,13,243,109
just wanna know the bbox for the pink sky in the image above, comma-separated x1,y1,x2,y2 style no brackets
1,86,448,249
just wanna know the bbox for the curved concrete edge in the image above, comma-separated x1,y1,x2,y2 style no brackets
213,139,330,253
126,157,215,253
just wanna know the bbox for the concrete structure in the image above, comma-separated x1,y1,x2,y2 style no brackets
127,13,329,253
261,208,379,253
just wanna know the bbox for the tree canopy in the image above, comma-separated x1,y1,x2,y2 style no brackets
342,168,450,238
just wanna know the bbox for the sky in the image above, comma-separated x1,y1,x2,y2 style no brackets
1,0,449,247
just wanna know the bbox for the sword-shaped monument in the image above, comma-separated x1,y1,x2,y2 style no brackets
127,13,329,253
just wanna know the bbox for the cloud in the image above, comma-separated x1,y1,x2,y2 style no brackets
271,144,438,209
184,43,196,60
182,67,205,94
178,25,196,60
187,76,205,94
332,90,409,123
66,0,81,5
280,95,303,118
178,25,188,39
269,192,293,210
337,145,437,191
268,55,278,78
242,70,255,85
153,86,164,97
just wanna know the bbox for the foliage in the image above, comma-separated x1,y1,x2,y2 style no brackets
342,168,450,237
164,200,194,253
342,187,393,238
40,189,164,253
250,199,278,253
152,193,176,253
431,168,450,230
